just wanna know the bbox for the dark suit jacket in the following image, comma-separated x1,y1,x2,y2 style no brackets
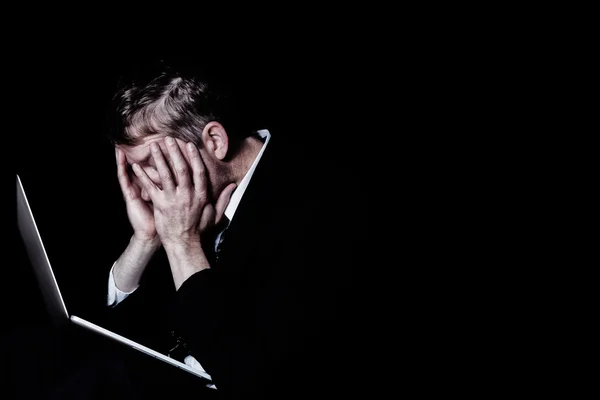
100,133,368,399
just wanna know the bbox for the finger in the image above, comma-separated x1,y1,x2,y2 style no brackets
215,183,237,225
166,137,191,188
132,163,159,199
186,142,208,196
116,148,137,201
150,142,176,192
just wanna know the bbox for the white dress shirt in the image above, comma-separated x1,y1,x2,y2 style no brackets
106,130,271,381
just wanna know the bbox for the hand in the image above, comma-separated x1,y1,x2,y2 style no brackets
131,136,236,247
115,147,158,242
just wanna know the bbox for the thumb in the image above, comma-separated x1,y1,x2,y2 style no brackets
215,183,237,225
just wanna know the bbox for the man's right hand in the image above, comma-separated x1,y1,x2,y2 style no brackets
116,148,158,242
112,148,161,294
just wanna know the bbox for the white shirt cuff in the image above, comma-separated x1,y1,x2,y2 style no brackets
107,262,139,307
185,356,216,389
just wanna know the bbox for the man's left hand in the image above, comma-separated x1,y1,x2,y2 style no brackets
131,136,235,248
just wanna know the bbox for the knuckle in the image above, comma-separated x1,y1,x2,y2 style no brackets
197,191,209,202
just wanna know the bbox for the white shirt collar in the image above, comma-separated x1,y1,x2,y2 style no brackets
223,129,271,222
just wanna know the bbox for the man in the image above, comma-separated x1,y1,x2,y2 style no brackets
100,58,366,399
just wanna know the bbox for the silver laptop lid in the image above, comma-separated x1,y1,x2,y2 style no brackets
16,174,69,323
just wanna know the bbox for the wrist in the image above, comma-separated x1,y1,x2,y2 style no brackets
131,234,161,250
162,235,210,289
113,235,160,292
161,234,202,252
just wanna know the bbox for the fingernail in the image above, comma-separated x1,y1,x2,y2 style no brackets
187,143,194,152
151,143,159,152
166,136,174,145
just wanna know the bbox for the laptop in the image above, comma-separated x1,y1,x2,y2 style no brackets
16,174,216,389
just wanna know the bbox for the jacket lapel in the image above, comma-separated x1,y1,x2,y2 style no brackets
214,135,282,282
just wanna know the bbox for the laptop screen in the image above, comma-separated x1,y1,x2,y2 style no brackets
16,174,70,323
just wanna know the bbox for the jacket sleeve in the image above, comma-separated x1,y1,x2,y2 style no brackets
169,218,357,399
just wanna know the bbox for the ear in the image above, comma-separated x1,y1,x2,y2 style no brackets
201,121,229,161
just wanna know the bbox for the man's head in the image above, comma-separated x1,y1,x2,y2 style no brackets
109,60,247,143
107,59,259,201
